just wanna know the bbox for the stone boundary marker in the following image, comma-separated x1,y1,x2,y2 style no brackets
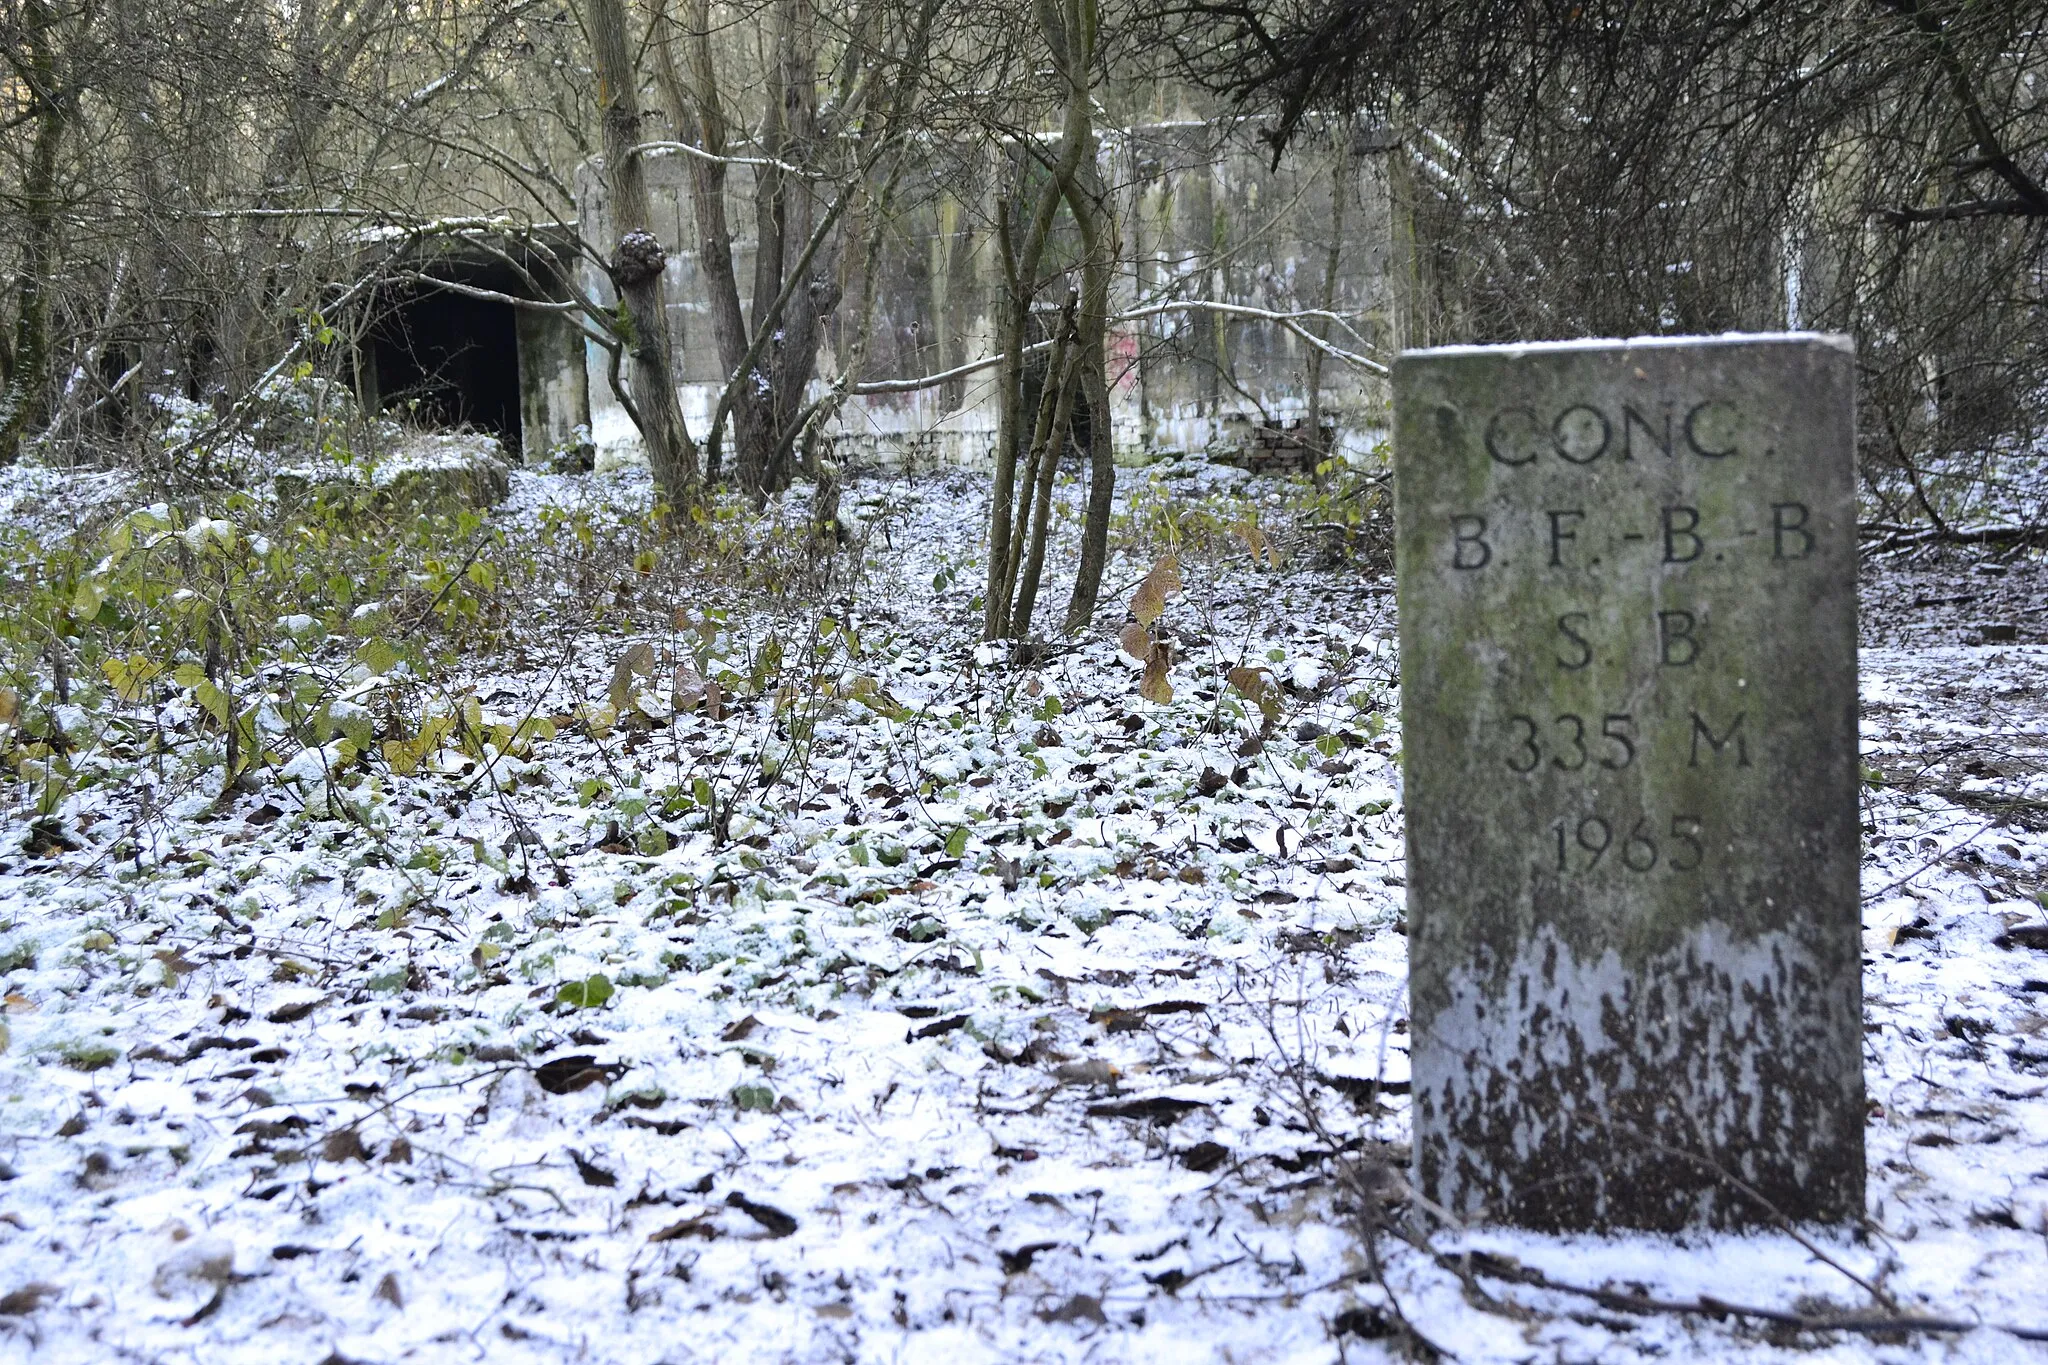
1392,335,1864,1231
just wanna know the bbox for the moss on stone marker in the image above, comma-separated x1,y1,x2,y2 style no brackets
1393,335,1863,1231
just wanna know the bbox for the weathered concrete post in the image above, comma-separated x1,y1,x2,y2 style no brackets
1393,335,1864,1230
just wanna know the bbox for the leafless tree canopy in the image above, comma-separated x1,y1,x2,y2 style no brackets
5,0,2045,531
1167,0,2048,507
0,0,596,459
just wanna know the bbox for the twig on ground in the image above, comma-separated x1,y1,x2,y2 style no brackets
1448,1249,2048,1342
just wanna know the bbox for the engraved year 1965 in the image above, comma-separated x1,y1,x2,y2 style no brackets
1550,813,1706,874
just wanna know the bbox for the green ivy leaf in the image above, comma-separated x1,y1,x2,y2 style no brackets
355,638,401,676
555,973,615,1010
944,826,969,858
731,1082,776,1112
102,653,164,703
337,710,376,749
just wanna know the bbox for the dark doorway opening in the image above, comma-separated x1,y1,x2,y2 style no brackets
361,274,523,451
350,233,590,463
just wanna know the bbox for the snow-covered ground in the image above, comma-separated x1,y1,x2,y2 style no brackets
0,463,2044,1363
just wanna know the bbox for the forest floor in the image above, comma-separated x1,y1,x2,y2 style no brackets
0,458,2044,1364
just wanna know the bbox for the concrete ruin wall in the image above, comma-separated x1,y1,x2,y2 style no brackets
575,120,1394,473
515,303,592,462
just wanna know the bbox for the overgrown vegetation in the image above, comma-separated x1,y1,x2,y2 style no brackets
1173,0,2048,530
0,391,897,872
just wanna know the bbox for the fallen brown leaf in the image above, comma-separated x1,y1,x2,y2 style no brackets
1038,1293,1108,1325
1086,1095,1209,1122
0,1282,58,1316
672,661,708,712
153,947,201,981
321,1129,369,1163
1000,1242,1061,1275
265,997,326,1024
725,1190,798,1238
569,1148,618,1187
532,1054,625,1094
648,1214,720,1243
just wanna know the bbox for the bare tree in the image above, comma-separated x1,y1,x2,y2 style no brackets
975,0,1124,642
647,0,939,499
0,0,80,462
585,0,702,509
1171,0,2048,522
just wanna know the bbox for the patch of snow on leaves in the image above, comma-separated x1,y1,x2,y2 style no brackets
0,466,2043,1363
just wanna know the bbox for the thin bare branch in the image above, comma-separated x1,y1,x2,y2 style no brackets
628,139,820,177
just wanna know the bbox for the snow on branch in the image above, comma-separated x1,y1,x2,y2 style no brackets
844,301,1385,399
848,342,1060,396
1115,300,1388,374
629,140,820,178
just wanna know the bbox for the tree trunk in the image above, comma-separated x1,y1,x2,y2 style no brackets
1386,118,1425,352
0,0,67,464
659,0,851,499
1001,291,1076,614
761,0,826,495
727,0,794,496
985,208,1028,640
587,0,702,511
984,178,1067,641
984,0,1095,641
1060,192,1117,636
1052,0,1118,636
654,0,751,487
1011,313,1082,636
1304,131,1351,481
216,0,395,395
